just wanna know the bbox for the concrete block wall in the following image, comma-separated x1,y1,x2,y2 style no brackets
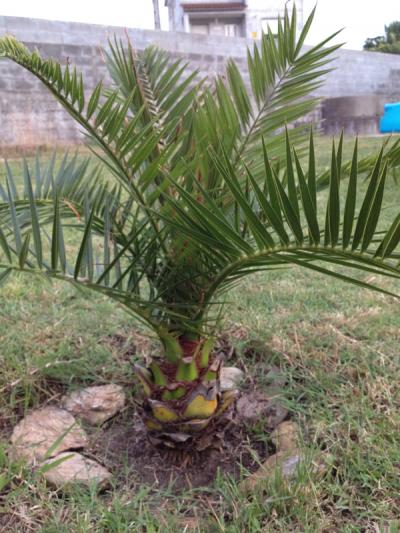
1,15,400,151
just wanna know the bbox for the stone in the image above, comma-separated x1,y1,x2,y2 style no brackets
40,452,112,490
220,367,244,391
61,384,126,425
239,449,302,493
271,421,300,452
175,516,201,531
236,389,288,430
10,407,88,464
240,449,331,493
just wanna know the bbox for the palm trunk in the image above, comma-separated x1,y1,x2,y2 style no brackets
134,335,237,448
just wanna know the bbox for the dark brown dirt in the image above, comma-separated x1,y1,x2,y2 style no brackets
90,404,274,491
89,334,285,491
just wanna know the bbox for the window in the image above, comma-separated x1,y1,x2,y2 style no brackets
191,24,209,35
191,21,241,37
209,24,225,36
224,24,239,37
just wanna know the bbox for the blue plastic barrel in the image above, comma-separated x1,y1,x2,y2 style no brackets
380,102,400,133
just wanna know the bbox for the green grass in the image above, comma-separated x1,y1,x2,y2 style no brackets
1,136,400,532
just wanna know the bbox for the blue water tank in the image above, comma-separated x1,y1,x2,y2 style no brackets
380,102,400,133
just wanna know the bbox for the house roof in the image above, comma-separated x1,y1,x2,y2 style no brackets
181,2,246,12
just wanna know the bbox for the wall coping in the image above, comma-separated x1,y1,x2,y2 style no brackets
1,15,400,67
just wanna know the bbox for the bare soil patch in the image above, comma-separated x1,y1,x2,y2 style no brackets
90,405,274,491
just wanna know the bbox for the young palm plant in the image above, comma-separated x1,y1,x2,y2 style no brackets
1,7,400,448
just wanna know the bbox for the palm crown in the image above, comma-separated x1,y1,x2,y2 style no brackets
1,7,400,447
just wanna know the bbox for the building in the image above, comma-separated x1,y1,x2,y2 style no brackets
165,0,303,39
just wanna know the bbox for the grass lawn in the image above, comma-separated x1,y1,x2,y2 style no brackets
1,136,400,532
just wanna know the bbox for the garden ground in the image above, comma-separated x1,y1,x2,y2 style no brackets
0,136,399,532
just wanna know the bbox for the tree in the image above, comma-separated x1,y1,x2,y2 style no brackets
364,21,400,54
1,7,400,449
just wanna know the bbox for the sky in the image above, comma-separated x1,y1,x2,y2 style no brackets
0,0,399,50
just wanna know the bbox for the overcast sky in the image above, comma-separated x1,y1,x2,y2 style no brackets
0,1,399,50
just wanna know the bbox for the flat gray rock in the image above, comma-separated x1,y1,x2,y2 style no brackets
236,389,288,429
40,452,112,490
10,407,88,464
271,421,300,452
220,367,244,391
240,449,331,493
239,449,301,492
61,384,126,425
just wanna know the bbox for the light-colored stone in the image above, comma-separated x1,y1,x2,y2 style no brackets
40,452,112,490
236,389,288,429
220,367,244,391
10,407,88,464
240,449,331,493
271,421,300,452
61,384,126,425
175,516,201,531
240,449,302,492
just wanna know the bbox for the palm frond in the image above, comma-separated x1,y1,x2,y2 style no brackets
160,135,400,320
0,36,170,249
0,164,205,337
105,39,201,146
194,5,343,186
